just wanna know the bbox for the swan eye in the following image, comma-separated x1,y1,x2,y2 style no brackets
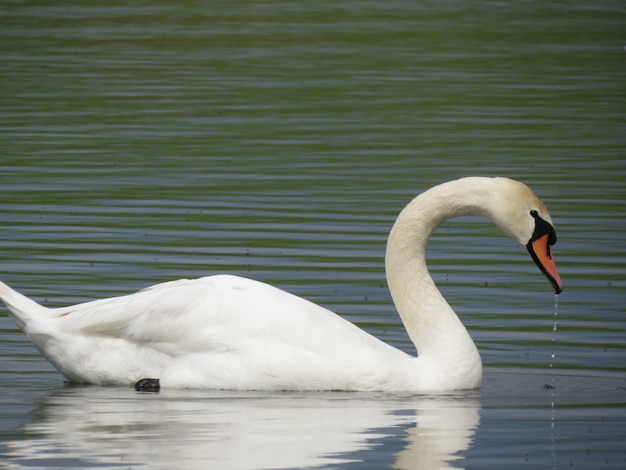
529,210,557,246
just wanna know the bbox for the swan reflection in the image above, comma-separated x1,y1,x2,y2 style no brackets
4,387,480,470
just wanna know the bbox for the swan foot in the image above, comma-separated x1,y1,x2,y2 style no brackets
134,378,160,392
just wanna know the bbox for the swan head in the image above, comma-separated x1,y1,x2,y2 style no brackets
486,178,563,294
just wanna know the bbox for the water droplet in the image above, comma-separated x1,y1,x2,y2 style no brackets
550,293,559,468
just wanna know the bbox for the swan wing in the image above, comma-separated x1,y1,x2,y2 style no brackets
44,275,406,389
52,275,378,353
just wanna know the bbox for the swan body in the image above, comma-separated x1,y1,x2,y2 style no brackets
0,177,562,392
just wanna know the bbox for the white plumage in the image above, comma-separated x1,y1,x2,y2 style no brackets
0,177,562,392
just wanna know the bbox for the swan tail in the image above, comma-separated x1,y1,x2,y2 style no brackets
0,281,50,331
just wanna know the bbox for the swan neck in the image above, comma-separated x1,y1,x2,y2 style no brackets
385,178,490,376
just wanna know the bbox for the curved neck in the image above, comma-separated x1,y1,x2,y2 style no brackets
385,178,494,380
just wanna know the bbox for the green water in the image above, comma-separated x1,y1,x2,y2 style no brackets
1,1,625,468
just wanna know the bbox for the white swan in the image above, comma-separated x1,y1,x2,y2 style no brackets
0,177,562,392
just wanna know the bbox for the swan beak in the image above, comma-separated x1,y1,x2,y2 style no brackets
527,234,563,294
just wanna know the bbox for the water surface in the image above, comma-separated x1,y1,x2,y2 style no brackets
1,1,625,468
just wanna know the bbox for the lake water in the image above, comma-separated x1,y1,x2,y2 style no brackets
1,0,625,468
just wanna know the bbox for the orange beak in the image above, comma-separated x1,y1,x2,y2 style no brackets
527,234,563,294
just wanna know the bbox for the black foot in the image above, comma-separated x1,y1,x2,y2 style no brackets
135,378,161,392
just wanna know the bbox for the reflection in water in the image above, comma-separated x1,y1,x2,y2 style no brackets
3,386,480,470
